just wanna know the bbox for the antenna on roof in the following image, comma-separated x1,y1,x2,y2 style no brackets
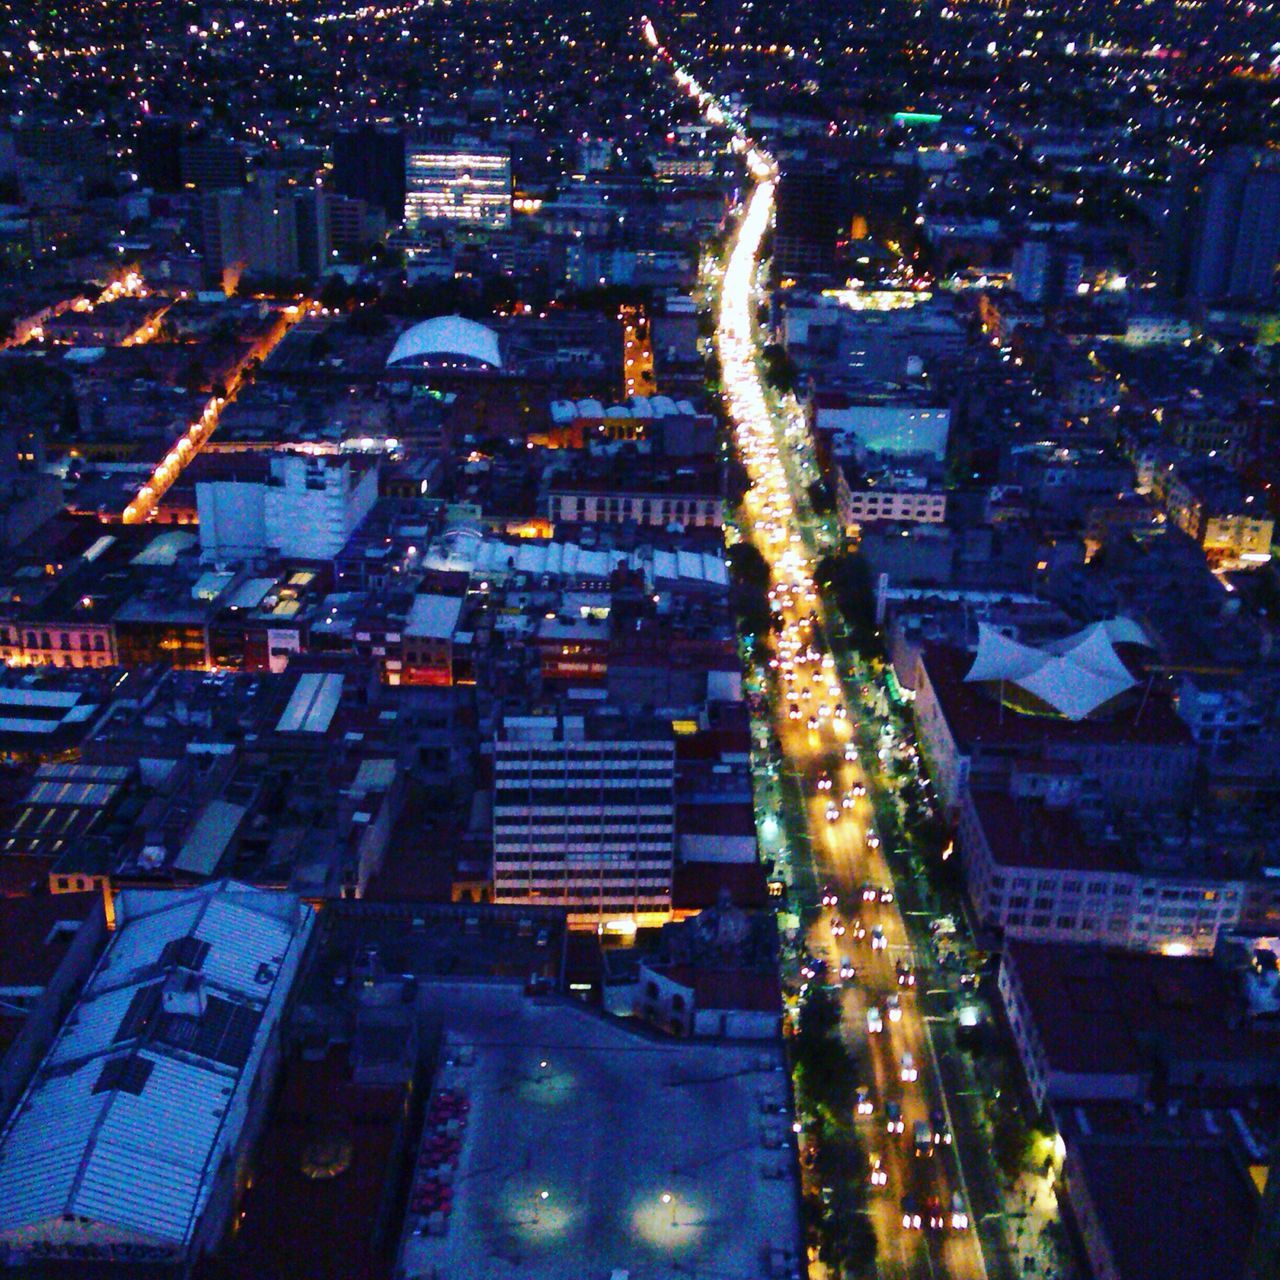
1133,671,1154,724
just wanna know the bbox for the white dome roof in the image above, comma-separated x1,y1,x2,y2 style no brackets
386,315,502,369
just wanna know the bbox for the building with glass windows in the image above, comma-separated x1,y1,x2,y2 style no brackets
404,143,511,230
492,712,675,928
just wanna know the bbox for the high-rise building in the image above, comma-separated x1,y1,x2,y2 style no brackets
404,142,511,230
492,713,675,927
323,192,387,255
132,117,185,192
200,183,333,286
774,160,842,279
179,136,247,190
332,125,405,224
1167,149,1280,302
1013,237,1085,305
293,187,332,277
0,421,61,549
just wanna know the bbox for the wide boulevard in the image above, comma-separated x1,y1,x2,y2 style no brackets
646,17,991,1279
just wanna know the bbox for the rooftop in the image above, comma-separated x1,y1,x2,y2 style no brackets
1005,941,1280,1079
0,881,315,1256
0,890,100,990
922,643,1192,752
969,790,1135,874
1070,1137,1257,1280
386,315,503,370
397,988,800,1280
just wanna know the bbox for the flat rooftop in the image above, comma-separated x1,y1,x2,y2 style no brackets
1070,1138,1257,1280
398,988,801,1280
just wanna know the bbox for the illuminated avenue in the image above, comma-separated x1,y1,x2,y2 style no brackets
0,2,1277,1278
649,20,988,1278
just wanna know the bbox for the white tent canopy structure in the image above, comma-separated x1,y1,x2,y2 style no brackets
963,619,1151,721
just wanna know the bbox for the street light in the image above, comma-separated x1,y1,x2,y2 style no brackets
533,1189,549,1224
661,1191,677,1228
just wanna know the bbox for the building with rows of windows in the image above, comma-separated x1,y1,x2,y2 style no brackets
491,711,675,928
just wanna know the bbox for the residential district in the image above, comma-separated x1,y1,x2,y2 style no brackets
0,1,1278,1278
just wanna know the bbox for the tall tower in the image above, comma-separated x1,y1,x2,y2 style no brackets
1169,149,1280,303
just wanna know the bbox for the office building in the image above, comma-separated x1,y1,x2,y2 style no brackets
773,161,842,278
405,143,511,230
324,191,387,255
132,117,185,193
0,421,61,549
332,125,406,224
959,782,1247,955
179,136,247,191
492,712,676,927
201,185,332,286
1013,237,1084,305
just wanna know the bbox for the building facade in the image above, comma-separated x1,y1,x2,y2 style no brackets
835,469,947,533
959,787,1246,955
404,144,511,230
492,713,675,927
546,489,722,529
196,454,379,563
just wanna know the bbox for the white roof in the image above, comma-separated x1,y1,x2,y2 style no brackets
421,533,727,593
964,621,1138,720
275,671,344,734
0,687,97,736
385,315,502,369
131,530,198,567
405,592,464,639
174,798,248,875
225,577,278,610
0,883,314,1253
548,396,699,423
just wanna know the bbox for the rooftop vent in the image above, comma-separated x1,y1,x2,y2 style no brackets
162,969,208,1018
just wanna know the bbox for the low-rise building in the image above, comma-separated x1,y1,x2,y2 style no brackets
912,627,1196,813
834,461,947,534
1066,1138,1258,1280
0,880,316,1275
1161,460,1273,568
401,592,463,687
959,781,1249,954
998,940,1280,1111
811,390,951,463
606,895,781,1039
